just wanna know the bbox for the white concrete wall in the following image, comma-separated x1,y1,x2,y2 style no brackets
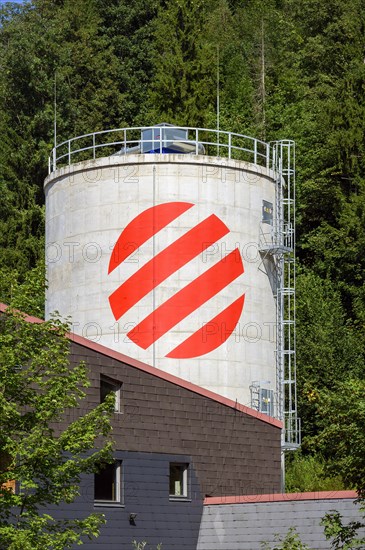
44,154,277,408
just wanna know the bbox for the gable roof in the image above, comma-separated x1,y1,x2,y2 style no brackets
0,302,282,429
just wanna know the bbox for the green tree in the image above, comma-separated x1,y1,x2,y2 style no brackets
148,0,218,126
233,0,284,140
267,0,365,324
308,378,365,499
0,306,114,549
321,510,365,550
96,0,159,127
296,268,363,438
285,451,345,493
0,260,46,318
0,0,125,264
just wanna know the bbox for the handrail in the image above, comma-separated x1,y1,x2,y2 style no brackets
48,125,274,174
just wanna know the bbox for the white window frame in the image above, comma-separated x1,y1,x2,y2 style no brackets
169,463,189,499
94,461,122,505
100,375,122,413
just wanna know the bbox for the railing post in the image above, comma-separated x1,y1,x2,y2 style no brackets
254,139,257,165
124,129,126,154
228,132,232,160
93,133,96,160
53,147,56,172
196,129,198,155
68,140,71,166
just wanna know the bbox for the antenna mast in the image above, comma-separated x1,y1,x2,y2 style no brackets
54,71,57,148
217,45,220,155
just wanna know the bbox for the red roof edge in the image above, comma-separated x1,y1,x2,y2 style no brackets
204,491,358,505
0,303,44,325
0,302,282,429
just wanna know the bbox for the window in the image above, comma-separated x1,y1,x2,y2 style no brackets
169,463,188,498
94,461,121,503
250,382,275,417
100,375,122,412
262,200,273,224
260,388,274,416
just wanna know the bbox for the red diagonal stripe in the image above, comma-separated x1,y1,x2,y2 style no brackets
109,214,230,321
108,202,193,274
166,294,245,359
127,249,244,349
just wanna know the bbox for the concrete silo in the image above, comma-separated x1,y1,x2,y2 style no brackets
44,125,298,444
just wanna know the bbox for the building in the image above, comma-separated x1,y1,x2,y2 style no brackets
1,304,363,549
0,303,281,549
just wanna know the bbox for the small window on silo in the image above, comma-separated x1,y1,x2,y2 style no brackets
262,200,273,224
260,388,274,416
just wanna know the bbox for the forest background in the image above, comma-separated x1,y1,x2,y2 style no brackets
0,0,364,492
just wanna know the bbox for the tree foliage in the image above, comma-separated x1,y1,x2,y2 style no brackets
147,0,218,125
307,378,365,499
295,268,363,438
285,451,345,493
0,306,114,548
321,510,365,550
261,527,310,550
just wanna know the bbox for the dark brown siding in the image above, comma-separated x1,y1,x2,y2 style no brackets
69,341,281,497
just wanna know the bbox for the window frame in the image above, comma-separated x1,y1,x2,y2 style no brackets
169,462,189,500
94,460,123,506
100,375,122,413
260,387,274,416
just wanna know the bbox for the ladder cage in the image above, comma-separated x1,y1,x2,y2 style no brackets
259,140,300,449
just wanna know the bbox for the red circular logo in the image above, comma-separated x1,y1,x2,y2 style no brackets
108,202,245,358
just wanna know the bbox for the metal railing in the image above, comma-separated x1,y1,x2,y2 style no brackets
259,222,294,254
284,413,301,449
48,125,273,174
